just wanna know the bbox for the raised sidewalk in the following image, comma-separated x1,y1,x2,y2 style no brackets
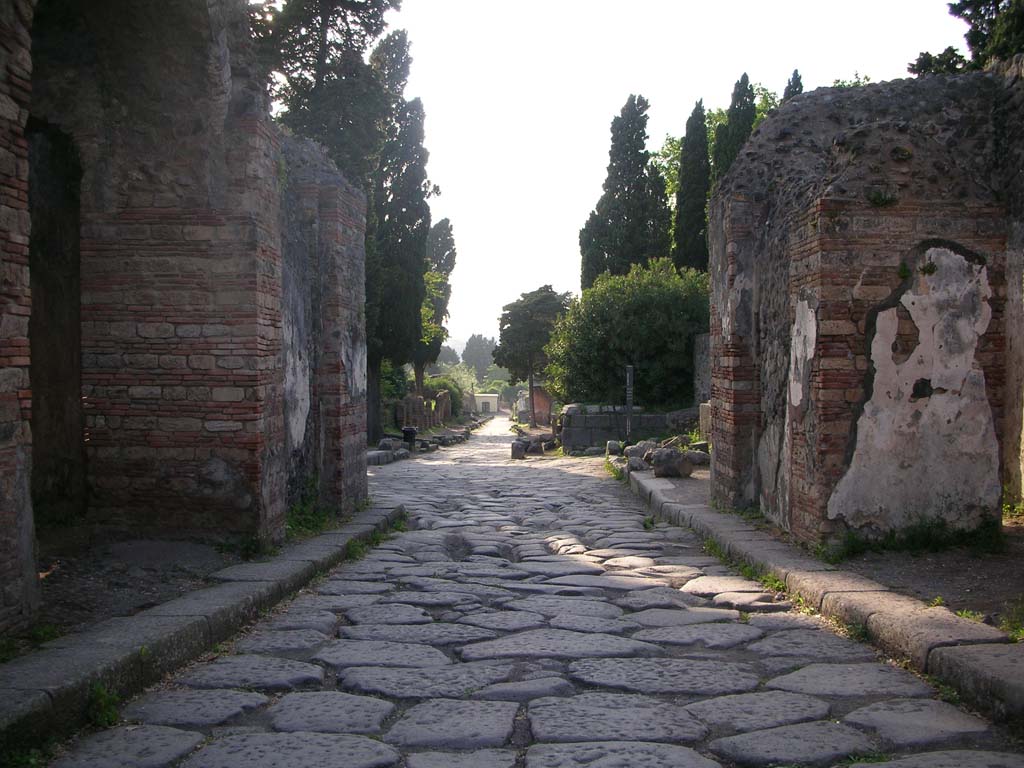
626,468,1024,724
0,505,405,753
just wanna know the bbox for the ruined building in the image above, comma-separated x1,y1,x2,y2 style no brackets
0,0,369,634
710,61,1024,544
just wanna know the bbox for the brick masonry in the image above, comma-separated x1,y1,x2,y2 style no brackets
0,0,368,634
709,71,1019,545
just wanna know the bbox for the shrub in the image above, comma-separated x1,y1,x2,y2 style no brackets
545,258,709,408
423,375,464,417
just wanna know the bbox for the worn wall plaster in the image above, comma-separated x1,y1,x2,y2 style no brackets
827,247,1000,532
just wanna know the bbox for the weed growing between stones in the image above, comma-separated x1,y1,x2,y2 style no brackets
85,684,119,728
924,674,962,704
818,517,1005,564
344,539,369,561
603,458,626,483
642,516,656,531
1004,491,1024,523
286,475,332,541
928,595,946,607
957,609,985,622
999,597,1024,641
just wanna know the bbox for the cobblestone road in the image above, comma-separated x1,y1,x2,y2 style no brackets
52,418,1023,767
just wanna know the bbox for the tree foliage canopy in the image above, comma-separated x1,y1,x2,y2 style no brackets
782,69,803,102
711,74,756,183
910,0,1024,73
412,218,458,384
545,259,709,409
462,334,497,382
493,286,571,386
673,100,710,272
579,95,672,290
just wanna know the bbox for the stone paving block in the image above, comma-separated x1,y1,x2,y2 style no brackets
510,561,605,577
400,577,515,600
122,689,268,728
459,629,663,660
847,751,1024,767
317,580,395,595
627,607,739,626
842,697,990,748
543,573,669,590
747,613,824,631
711,592,791,612
682,690,830,733
178,654,324,692
472,676,575,701
406,750,517,768
615,587,708,610
866,607,1010,671
340,622,497,644
314,639,451,669
505,597,625,619
263,610,339,634
708,720,876,767
384,698,518,748
680,575,767,596
345,603,433,624
746,628,877,660
631,622,764,648
547,614,639,634
0,687,51,740
268,691,394,733
766,662,933,697
380,591,481,607
458,611,548,632
234,629,330,655
52,725,204,768
528,692,707,743
180,732,400,768
568,658,760,695
524,741,722,767
928,643,1024,721
341,661,514,698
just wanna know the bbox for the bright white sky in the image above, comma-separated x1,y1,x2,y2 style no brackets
384,0,969,352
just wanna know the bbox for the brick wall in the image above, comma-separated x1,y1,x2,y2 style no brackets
0,0,37,635
710,73,1013,545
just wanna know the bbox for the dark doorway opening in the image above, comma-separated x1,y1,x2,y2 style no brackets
27,118,85,530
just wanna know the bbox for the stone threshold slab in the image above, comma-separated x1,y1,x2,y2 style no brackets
0,505,405,754
625,469,1020,724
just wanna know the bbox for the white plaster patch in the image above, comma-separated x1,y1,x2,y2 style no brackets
344,327,367,398
282,311,311,449
827,247,1000,531
788,299,817,408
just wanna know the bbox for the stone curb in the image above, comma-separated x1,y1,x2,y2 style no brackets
0,504,406,753
624,469,1023,723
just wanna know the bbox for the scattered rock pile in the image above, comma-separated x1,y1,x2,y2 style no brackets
606,435,710,478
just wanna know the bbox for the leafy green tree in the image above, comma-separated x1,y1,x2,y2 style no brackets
652,134,682,203
579,95,672,289
832,72,872,87
782,69,803,102
462,334,497,382
752,83,780,129
364,31,435,440
435,345,459,367
412,219,457,393
253,0,398,184
493,286,571,426
908,46,969,74
673,101,710,272
712,74,756,183
545,259,709,409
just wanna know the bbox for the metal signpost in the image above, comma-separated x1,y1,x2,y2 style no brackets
625,365,634,442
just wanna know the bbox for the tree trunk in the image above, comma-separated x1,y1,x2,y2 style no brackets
414,361,425,395
366,354,383,445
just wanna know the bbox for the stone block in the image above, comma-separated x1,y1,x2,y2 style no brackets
866,606,1009,670
927,643,1024,721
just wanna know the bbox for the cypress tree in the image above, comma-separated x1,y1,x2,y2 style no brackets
712,74,756,183
579,95,671,289
782,69,803,102
673,100,710,271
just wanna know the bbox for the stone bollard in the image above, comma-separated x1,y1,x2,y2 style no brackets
511,441,527,459
649,447,694,478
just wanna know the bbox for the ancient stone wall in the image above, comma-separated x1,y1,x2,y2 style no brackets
278,136,368,517
559,405,699,451
710,72,1015,543
0,0,38,635
692,332,711,404
0,0,368,633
